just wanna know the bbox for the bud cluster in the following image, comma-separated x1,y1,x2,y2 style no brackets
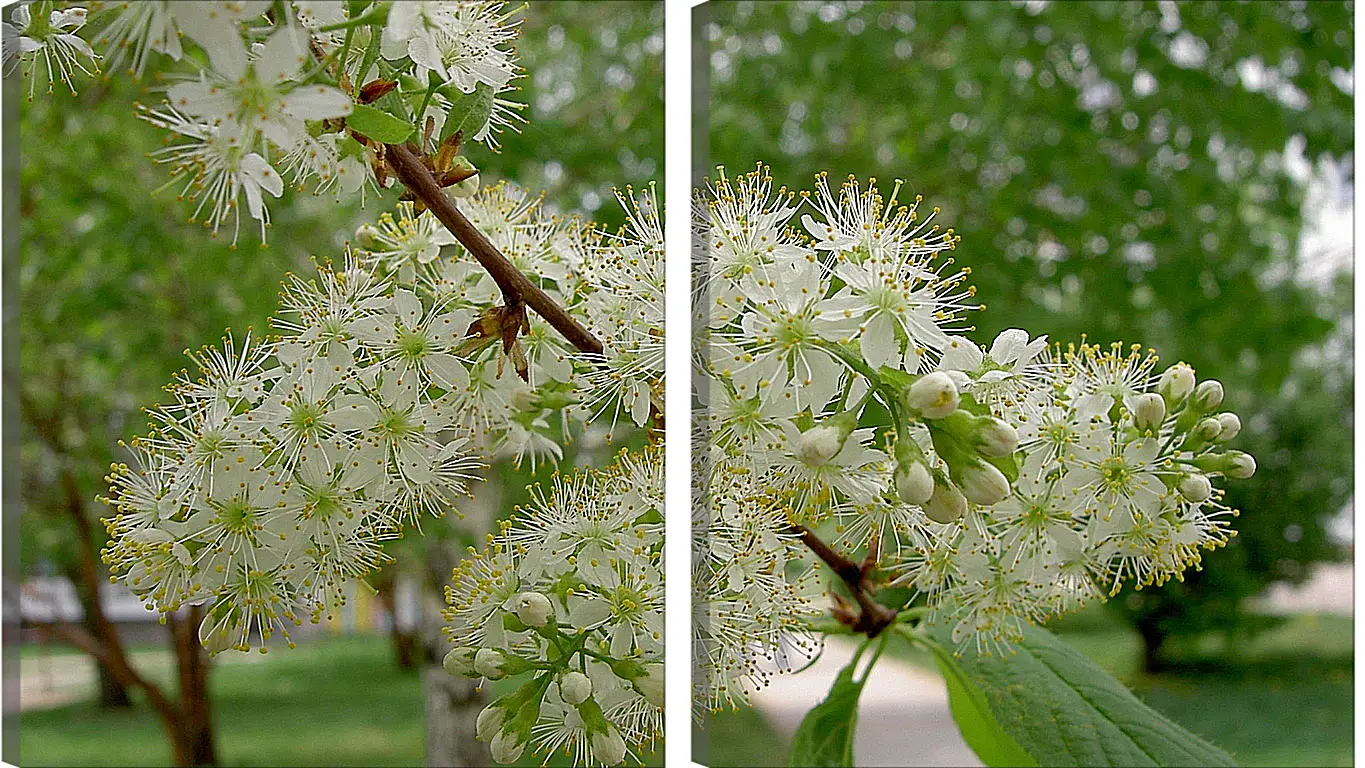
443,451,663,766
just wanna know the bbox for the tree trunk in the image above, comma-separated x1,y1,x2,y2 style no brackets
64,566,133,708
421,543,486,768
375,569,420,671
169,606,217,767
421,616,486,767
1136,614,1167,674
94,656,134,708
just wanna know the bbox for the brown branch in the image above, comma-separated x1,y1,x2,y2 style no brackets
790,524,897,638
383,142,605,357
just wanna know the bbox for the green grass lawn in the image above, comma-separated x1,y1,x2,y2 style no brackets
21,612,1352,767
697,707,789,767
20,635,666,768
21,636,427,767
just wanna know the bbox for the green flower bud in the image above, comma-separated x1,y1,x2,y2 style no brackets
923,480,968,523
1191,450,1257,479
973,416,1019,458
514,591,554,628
449,155,480,199
590,727,627,766
1157,363,1196,405
1193,417,1223,441
476,704,506,742
1215,412,1241,442
1178,473,1212,502
1227,451,1256,479
475,648,508,679
354,222,382,249
1132,393,1167,432
960,461,1010,506
906,372,960,419
560,671,593,706
1193,379,1224,411
795,424,844,466
632,663,664,708
490,729,524,764
895,459,935,505
442,646,477,677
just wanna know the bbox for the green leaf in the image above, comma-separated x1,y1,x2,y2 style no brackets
984,451,1020,484
922,621,1238,767
876,365,916,393
440,83,496,143
346,103,414,144
787,649,871,767
914,629,1037,768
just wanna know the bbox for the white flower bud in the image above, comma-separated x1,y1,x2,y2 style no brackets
960,462,1011,506
448,155,481,198
1193,379,1224,411
1178,473,1212,502
476,705,506,742
450,172,481,199
514,592,554,628
923,481,968,523
1215,412,1241,442
1193,417,1223,441
633,664,664,708
490,730,524,765
442,646,477,677
560,671,593,706
1157,363,1196,404
895,460,935,505
354,222,382,249
591,727,628,766
795,425,843,466
1132,393,1167,431
973,417,1019,458
906,372,960,419
1227,451,1256,479
474,648,508,679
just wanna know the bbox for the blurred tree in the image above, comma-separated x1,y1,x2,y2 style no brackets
701,0,1353,670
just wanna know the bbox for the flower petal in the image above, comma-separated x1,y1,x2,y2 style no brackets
280,85,353,121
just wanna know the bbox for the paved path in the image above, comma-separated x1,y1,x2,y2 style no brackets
1257,562,1353,615
750,637,981,767
19,649,265,712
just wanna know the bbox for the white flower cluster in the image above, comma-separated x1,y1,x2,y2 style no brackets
11,1,525,243
103,180,665,661
693,165,1255,706
101,259,485,653
3,2,98,98
443,451,663,767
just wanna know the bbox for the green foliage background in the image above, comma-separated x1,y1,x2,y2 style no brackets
700,0,1353,655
